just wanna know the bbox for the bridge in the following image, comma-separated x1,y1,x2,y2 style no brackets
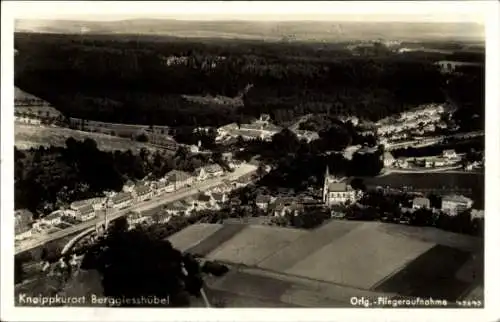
60,227,97,255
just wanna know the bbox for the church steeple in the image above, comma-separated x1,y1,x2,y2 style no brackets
323,165,330,204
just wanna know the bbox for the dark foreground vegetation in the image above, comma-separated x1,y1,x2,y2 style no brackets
15,33,483,129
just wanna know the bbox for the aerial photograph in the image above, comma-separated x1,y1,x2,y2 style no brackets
11,3,485,309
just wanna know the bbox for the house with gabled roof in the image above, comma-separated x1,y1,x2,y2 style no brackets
167,170,194,190
41,212,62,226
127,211,148,227
412,197,431,210
255,195,272,210
135,184,153,202
193,167,208,181
75,204,96,222
122,180,136,193
204,164,224,177
442,194,473,216
110,192,133,210
15,210,34,240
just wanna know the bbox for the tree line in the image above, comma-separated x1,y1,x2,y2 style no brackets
14,32,482,128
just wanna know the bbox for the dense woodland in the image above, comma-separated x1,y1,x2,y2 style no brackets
14,33,484,128
14,139,210,216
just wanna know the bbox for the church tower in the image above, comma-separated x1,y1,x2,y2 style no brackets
322,165,331,204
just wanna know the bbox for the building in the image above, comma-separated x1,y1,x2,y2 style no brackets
74,205,96,222
111,192,133,209
135,184,154,202
221,152,233,162
164,202,187,216
167,170,194,190
195,193,212,209
194,167,208,181
211,193,227,206
204,164,224,177
255,195,272,210
271,202,304,217
442,149,458,159
41,212,62,226
15,116,42,125
412,197,431,209
441,194,473,216
383,151,395,167
70,197,105,212
322,166,357,206
15,210,33,240
127,212,149,226
395,157,409,169
122,180,136,193
471,209,484,220
425,157,448,168
152,180,164,194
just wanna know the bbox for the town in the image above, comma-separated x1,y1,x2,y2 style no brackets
11,15,485,309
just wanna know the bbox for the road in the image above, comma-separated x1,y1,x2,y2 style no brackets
15,164,257,255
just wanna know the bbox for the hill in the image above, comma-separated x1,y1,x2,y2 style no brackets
15,124,159,153
15,19,484,42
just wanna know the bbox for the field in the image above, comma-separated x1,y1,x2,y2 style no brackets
286,222,434,289
373,245,472,300
169,220,484,305
206,226,306,266
167,223,224,252
15,124,158,153
184,223,247,256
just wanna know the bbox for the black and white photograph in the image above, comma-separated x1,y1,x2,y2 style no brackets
1,1,499,321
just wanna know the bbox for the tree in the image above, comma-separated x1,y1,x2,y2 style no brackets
85,227,206,307
136,133,149,143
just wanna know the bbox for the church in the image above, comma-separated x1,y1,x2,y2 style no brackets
322,166,358,206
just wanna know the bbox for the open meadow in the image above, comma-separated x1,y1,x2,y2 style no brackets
15,124,158,153
167,220,483,303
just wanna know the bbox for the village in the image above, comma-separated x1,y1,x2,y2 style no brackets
14,158,246,242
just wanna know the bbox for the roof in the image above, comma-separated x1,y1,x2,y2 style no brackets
15,223,32,235
383,151,395,160
72,197,104,209
167,170,192,182
113,192,133,203
15,209,33,222
124,180,135,186
219,123,239,131
165,203,186,211
127,212,144,220
205,164,223,173
135,185,152,195
442,194,473,204
413,197,430,207
79,205,95,215
212,193,225,201
197,194,212,202
44,212,61,220
256,195,271,204
328,182,351,191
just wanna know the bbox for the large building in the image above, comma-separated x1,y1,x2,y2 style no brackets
322,167,357,206
441,194,473,216
15,210,33,240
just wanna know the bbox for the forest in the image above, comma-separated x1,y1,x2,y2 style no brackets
14,33,484,128
14,138,210,216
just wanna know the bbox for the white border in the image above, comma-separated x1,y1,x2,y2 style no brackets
1,1,499,322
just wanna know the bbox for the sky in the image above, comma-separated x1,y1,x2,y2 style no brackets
6,1,486,24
